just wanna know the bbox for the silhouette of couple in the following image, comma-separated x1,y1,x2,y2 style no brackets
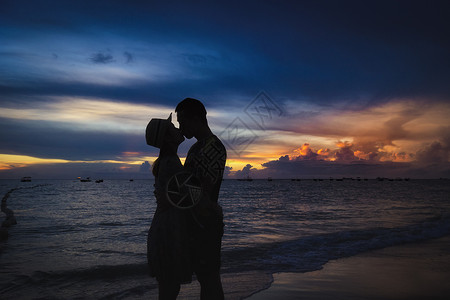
146,98,226,300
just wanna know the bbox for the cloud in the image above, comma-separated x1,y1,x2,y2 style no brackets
90,52,115,64
416,129,450,164
139,160,151,172
335,141,357,162
288,142,364,163
234,164,255,178
293,143,319,160
258,155,450,179
123,51,133,63
224,166,232,178
0,115,198,162
251,136,450,178
183,53,220,66
0,97,172,133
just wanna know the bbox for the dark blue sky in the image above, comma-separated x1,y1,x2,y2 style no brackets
1,0,449,178
2,0,449,104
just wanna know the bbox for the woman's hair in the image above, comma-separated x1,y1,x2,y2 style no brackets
175,98,207,124
152,158,160,177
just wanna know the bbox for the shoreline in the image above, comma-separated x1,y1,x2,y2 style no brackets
245,235,450,300
175,271,273,300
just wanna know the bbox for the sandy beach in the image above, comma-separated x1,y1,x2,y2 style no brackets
245,235,450,300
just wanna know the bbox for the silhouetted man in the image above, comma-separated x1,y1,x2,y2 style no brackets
176,98,226,300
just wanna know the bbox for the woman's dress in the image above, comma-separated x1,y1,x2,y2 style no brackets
147,156,193,284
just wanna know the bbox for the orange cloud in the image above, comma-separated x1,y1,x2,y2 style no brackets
336,141,352,148
354,150,377,161
317,148,330,156
121,151,141,157
379,152,415,162
292,143,319,160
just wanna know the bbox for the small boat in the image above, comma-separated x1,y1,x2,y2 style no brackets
21,176,32,182
95,179,103,183
267,177,273,181
80,177,91,182
237,176,252,181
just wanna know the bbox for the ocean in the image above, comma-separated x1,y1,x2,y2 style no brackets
1,179,449,299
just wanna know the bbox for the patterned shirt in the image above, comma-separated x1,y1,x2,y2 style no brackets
184,135,226,205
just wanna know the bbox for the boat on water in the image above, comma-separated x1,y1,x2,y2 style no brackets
237,176,253,181
79,177,91,182
95,179,103,183
20,177,31,182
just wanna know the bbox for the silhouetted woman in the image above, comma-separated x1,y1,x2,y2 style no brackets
146,114,192,300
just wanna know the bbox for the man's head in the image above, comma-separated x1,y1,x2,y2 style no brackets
175,98,208,139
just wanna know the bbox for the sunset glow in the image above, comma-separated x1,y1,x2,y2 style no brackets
1,1,449,179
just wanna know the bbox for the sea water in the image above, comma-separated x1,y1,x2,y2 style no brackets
1,179,449,299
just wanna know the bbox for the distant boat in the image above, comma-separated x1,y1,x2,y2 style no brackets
80,177,91,182
21,176,31,182
129,179,134,182
237,176,252,181
267,177,273,181
95,179,103,183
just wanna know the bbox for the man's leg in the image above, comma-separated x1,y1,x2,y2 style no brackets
194,223,224,300
191,211,225,299
197,270,224,300
158,280,180,300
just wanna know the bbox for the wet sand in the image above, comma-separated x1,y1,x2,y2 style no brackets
174,271,272,300
245,235,450,300
139,236,450,299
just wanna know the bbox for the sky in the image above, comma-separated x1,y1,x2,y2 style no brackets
1,0,449,179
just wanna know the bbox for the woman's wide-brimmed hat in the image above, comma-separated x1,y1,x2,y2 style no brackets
145,113,172,148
